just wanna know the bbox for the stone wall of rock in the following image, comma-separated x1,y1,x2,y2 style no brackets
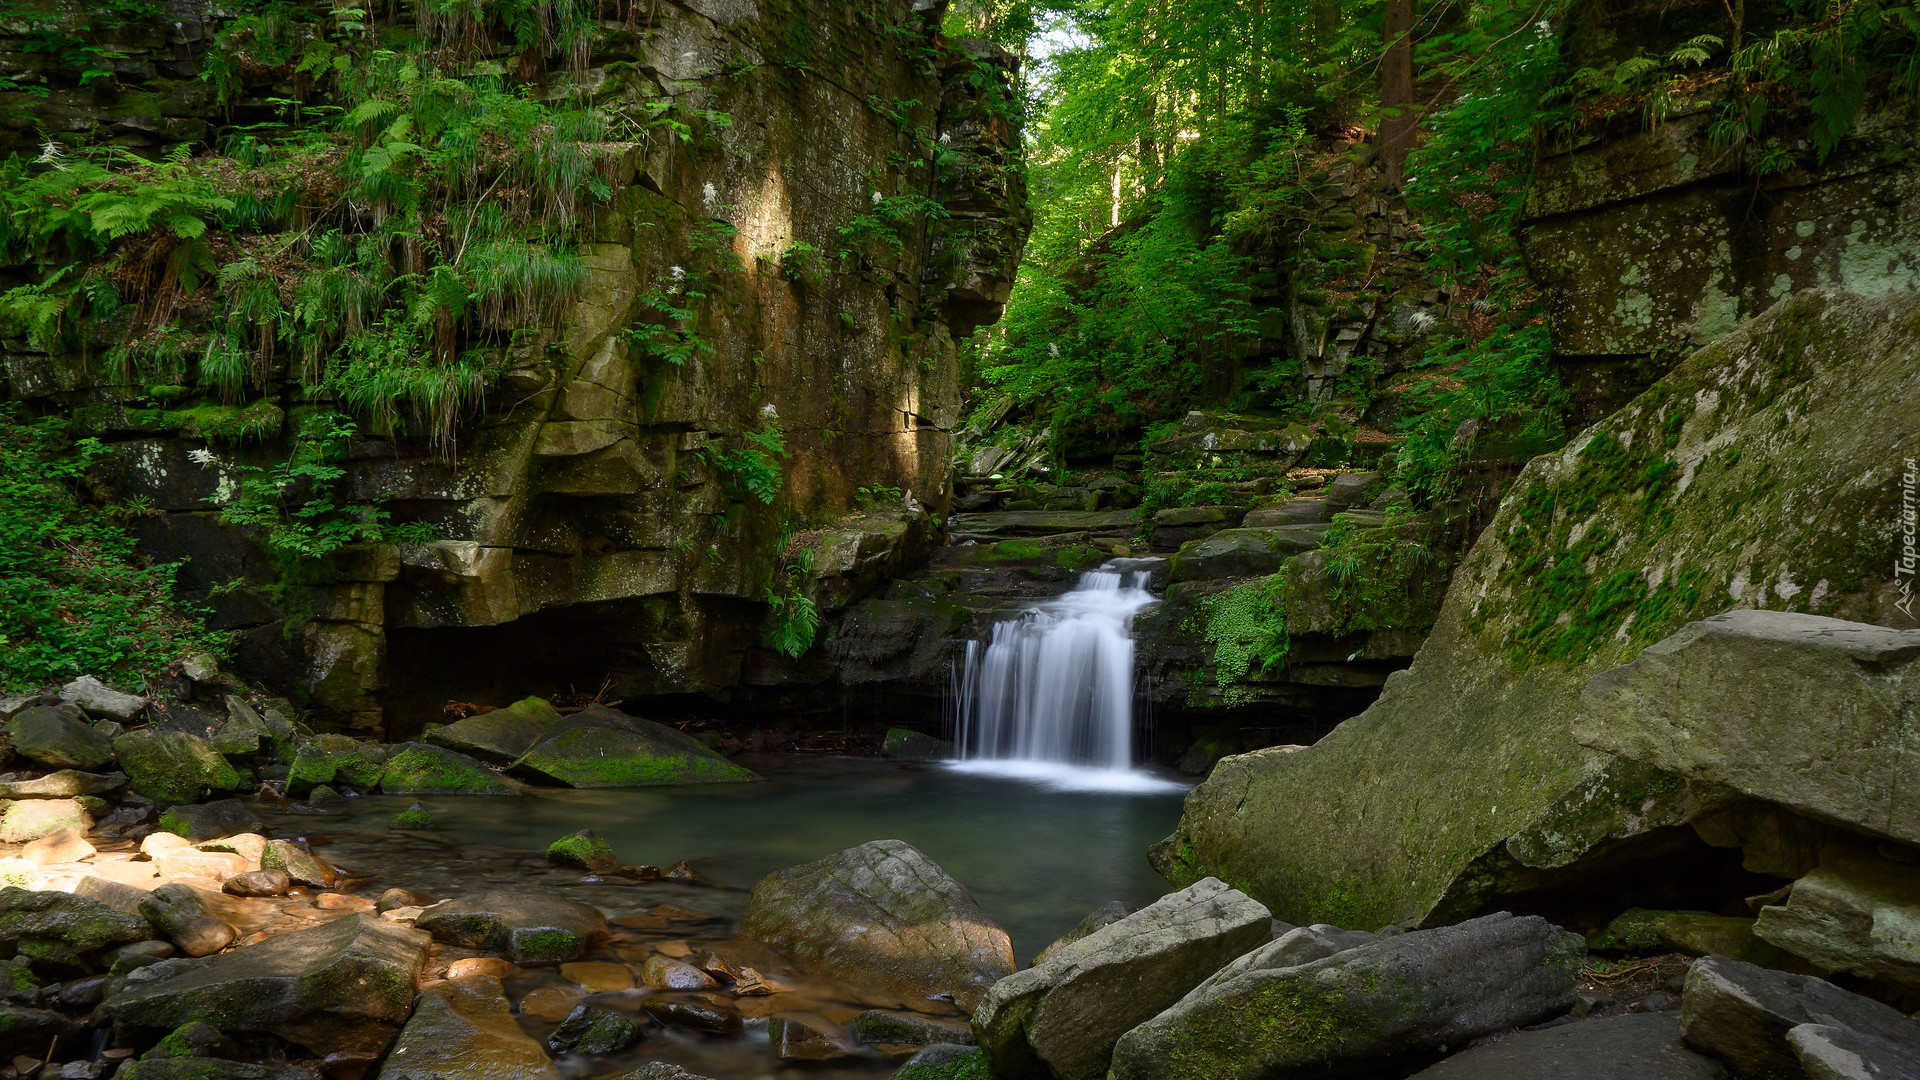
0,0,1027,733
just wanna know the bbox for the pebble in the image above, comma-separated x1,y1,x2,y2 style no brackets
223,869,293,897
447,956,521,980
641,955,718,991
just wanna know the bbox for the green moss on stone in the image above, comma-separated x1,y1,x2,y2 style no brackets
390,806,434,830
892,1049,990,1080
514,928,583,962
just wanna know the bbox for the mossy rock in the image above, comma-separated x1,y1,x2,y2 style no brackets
0,887,154,960
391,803,434,830
284,736,387,798
8,706,115,771
379,744,518,796
422,698,564,765
510,706,759,789
890,1045,989,1079
155,800,259,843
546,828,619,871
112,730,244,805
413,888,605,963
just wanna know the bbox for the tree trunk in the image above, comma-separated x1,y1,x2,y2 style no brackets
1379,0,1416,190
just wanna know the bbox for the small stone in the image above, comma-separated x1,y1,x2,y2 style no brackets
546,1003,643,1055
640,955,716,990
390,803,433,830
445,956,520,980
641,996,742,1034
314,893,374,912
306,785,345,804
517,985,584,1021
546,829,619,871
559,961,633,993
654,941,693,959
137,883,237,958
260,839,338,888
221,871,292,898
377,888,434,913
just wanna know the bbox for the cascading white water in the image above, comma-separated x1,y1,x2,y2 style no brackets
951,564,1161,776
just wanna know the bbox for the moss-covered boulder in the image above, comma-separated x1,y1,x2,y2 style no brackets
0,888,154,970
423,697,564,764
378,744,518,795
8,705,115,770
98,913,428,1055
156,799,261,843
546,829,619,871
112,730,244,804
1151,289,1920,929
0,798,93,843
413,889,606,963
509,706,758,788
284,735,387,797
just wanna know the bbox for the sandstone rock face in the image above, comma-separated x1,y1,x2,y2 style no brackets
1153,290,1920,928
1108,912,1585,1080
1579,612,1920,846
0,0,1028,734
973,877,1272,1080
378,975,561,1080
100,914,429,1054
1678,955,1920,1080
739,839,1014,1012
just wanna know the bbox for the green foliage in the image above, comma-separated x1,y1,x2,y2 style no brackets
207,412,402,561
763,547,819,659
1202,577,1291,691
713,419,789,505
0,404,223,693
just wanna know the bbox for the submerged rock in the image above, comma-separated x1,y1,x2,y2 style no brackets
1407,1012,1722,1080
119,1062,320,1080
975,877,1272,1080
9,704,115,770
223,870,293,898
882,728,953,761
379,974,560,1080
1678,954,1920,1079
113,729,243,804
1108,912,1585,1080
414,888,606,963
378,743,518,795
100,914,428,1055
740,839,1014,1012
1151,290,1920,928
611,1065,719,1080
510,705,759,788
547,1002,644,1055
851,1009,976,1047
423,697,564,764
769,1012,857,1060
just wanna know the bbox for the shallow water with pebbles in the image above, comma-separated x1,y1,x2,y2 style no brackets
254,754,1188,1080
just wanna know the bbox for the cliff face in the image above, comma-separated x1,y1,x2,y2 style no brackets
0,0,1027,733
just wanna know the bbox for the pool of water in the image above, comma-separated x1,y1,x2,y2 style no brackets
259,755,1189,1079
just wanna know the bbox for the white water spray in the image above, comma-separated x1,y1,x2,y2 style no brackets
950,563,1172,789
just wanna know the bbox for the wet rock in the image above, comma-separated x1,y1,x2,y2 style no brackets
546,828,620,871
142,1019,239,1059
223,870,292,898
640,955,717,990
156,799,261,843
740,839,1014,1012
100,914,429,1055
509,706,759,788
138,883,238,958
851,1009,975,1047
1754,849,1920,987
377,743,517,795
261,840,339,888
891,1044,984,1076
1031,901,1133,966
1580,612,1920,846
117,1061,320,1080
547,1002,644,1055
0,1005,80,1058
113,730,243,804
9,706,115,770
0,798,93,843
1407,1012,1722,1079
559,961,632,993
0,770,126,799
445,956,519,979
882,728,953,761
285,736,386,797
1788,1023,1920,1080
611,1065,718,1080
1109,912,1586,1080
975,877,1272,1080
641,996,742,1034
0,888,154,969
390,803,433,830
376,888,432,913
57,972,107,1008
59,677,148,723
518,985,584,1021
20,827,94,866
769,1012,856,1060
378,974,560,1080
1679,955,1920,1079
414,889,606,963
0,959,41,1003
423,697,564,764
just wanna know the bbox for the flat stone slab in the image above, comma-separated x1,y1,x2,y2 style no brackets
950,510,1138,538
510,706,758,788
1408,1014,1723,1079
414,889,606,963
1788,1022,1920,1080
100,913,428,1053
423,697,563,764
740,839,1014,1013
1754,849,1920,988
975,876,1272,1080
0,770,126,799
378,974,560,1080
1679,954,1920,1079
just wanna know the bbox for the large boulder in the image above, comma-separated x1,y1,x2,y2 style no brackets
113,730,244,803
377,975,560,1080
9,705,115,770
377,743,518,795
99,914,429,1055
739,839,1014,1012
285,736,387,797
1152,290,1920,928
1678,954,1920,1079
156,799,262,843
422,697,563,764
973,877,1271,1080
413,889,606,963
510,705,758,788
0,887,154,968
1406,1013,1723,1080
1753,849,1920,988
1579,611,1920,845
1108,912,1585,1080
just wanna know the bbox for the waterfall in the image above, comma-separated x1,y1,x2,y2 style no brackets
950,563,1165,784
